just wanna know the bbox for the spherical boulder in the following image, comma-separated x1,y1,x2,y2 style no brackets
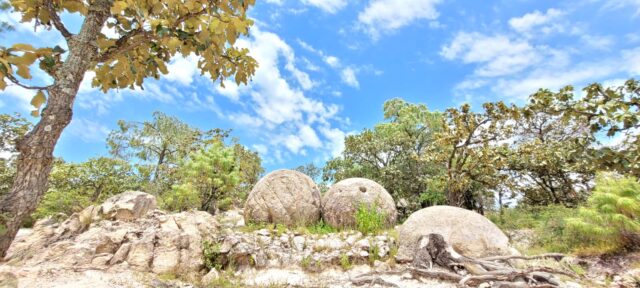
322,178,397,229
396,205,514,262
244,169,321,226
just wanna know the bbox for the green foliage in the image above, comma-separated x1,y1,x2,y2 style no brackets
0,114,30,197
165,141,240,213
34,157,141,219
324,98,445,217
1,0,257,112
488,205,576,253
355,204,386,235
107,112,225,194
159,183,201,212
202,240,223,270
339,253,352,270
528,80,640,178
566,174,640,254
293,163,328,193
294,219,337,235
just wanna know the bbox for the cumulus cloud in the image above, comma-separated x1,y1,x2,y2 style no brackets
217,27,347,161
301,0,347,13
341,67,359,88
358,0,442,39
441,6,640,103
441,32,540,77
508,8,564,34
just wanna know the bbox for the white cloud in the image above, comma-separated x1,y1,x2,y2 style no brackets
508,8,564,34
358,0,442,39
164,55,200,86
66,118,110,143
581,35,615,50
301,0,347,13
252,144,268,155
341,67,359,88
441,32,540,77
324,56,341,68
220,27,347,159
602,0,640,16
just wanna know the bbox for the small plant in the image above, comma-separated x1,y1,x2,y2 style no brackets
295,219,337,235
339,253,352,270
368,243,380,265
217,197,234,212
203,240,224,270
301,255,312,270
355,203,386,235
274,223,287,237
566,174,640,255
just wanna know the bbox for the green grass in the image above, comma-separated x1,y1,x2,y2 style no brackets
339,253,352,270
487,205,577,254
294,219,337,235
355,203,386,235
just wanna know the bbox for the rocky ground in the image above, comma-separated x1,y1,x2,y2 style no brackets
0,192,639,287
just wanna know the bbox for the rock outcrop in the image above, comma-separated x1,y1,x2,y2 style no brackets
5,192,217,282
396,205,514,261
244,169,321,226
322,178,397,229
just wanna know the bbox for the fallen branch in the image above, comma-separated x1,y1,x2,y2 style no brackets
481,253,567,262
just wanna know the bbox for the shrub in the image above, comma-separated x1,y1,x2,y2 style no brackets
355,203,385,235
487,205,577,253
160,183,201,212
566,174,640,255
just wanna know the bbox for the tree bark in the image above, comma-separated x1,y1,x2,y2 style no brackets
0,0,113,258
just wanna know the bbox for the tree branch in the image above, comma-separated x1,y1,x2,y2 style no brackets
45,0,72,40
4,74,51,90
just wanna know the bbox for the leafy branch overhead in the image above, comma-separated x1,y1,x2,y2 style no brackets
0,0,258,115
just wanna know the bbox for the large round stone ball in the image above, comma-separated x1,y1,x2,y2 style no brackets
322,178,397,229
244,169,321,226
396,205,515,262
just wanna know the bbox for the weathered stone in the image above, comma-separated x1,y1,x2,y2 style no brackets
244,170,321,226
96,191,157,221
201,269,220,286
397,205,514,261
322,178,397,229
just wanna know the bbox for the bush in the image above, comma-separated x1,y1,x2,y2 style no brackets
487,205,577,253
160,183,201,212
355,203,386,235
566,174,640,255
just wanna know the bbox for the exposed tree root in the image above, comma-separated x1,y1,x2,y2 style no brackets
351,233,582,288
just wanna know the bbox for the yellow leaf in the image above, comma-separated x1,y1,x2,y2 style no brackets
16,65,31,79
111,1,128,14
30,90,46,109
30,110,40,117
0,78,5,90
11,43,35,51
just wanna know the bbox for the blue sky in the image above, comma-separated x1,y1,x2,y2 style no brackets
1,0,640,172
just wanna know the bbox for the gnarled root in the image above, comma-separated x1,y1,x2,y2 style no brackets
351,233,581,288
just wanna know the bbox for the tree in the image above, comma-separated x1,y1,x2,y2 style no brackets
427,102,517,214
163,141,239,213
232,140,263,201
107,111,231,194
323,99,444,217
294,162,328,193
0,1,13,33
529,80,640,178
0,0,257,256
34,157,141,219
506,104,596,206
0,114,30,196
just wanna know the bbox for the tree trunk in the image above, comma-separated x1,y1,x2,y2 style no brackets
0,0,113,258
